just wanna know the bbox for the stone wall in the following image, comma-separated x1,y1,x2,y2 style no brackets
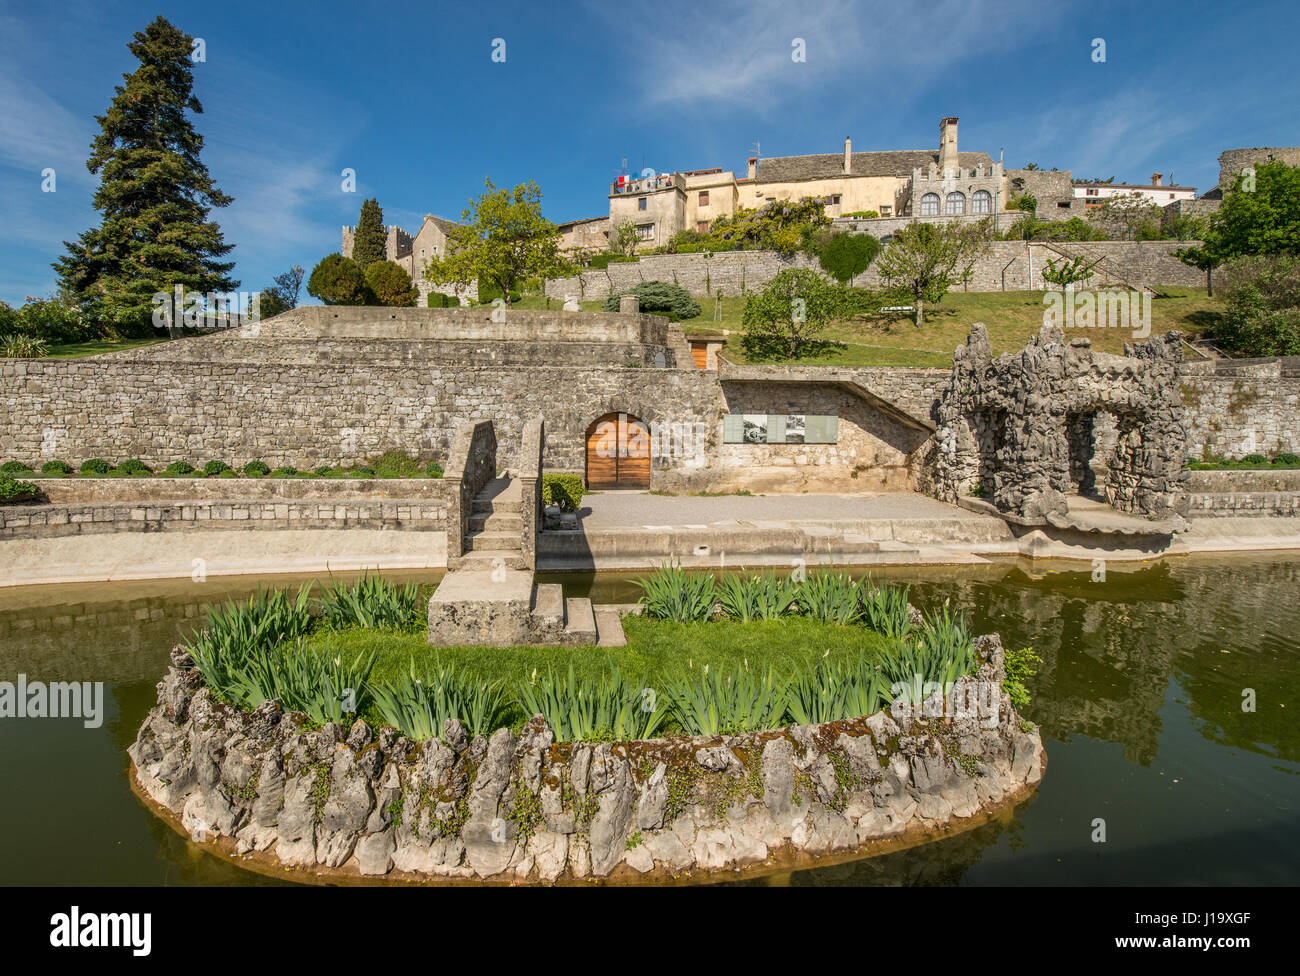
545,242,1205,300
1179,359,1300,459
31,477,449,505
129,634,1045,883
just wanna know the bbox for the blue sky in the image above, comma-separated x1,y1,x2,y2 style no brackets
1,0,1297,305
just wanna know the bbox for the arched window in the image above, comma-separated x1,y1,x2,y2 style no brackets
972,190,992,214
945,192,966,215
920,193,940,216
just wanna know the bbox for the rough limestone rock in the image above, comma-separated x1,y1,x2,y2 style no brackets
130,632,1047,883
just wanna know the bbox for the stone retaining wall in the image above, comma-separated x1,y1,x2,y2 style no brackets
27,477,451,505
1186,491,1300,518
129,634,1045,884
0,498,448,540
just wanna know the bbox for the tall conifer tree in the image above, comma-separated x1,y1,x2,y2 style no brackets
351,198,386,269
53,16,236,332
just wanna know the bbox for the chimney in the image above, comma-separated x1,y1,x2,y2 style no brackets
747,156,757,180
939,116,959,175
1151,173,1163,186
844,137,852,175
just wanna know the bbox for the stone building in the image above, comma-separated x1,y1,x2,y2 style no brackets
341,214,471,305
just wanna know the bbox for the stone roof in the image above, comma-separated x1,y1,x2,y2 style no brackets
755,150,995,183
422,214,460,234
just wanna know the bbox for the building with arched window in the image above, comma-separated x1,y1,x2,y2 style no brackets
945,191,966,215
919,193,940,216
973,189,992,214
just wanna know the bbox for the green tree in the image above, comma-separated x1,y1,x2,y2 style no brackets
424,178,574,307
741,268,839,359
52,16,236,335
817,232,880,284
351,197,386,270
609,219,641,257
365,260,419,306
1215,255,1300,356
875,221,989,326
255,264,305,319
307,254,368,305
1200,161,1300,261
1041,255,1103,290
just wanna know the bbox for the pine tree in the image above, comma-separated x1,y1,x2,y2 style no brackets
351,198,386,269
53,16,236,334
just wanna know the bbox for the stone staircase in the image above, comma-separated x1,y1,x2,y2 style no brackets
432,475,624,647
454,476,526,571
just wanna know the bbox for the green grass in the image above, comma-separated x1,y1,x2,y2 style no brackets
300,615,901,693
516,289,1222,366
44,337,168,359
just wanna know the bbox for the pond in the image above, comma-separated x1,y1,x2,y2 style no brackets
0,556,1296,885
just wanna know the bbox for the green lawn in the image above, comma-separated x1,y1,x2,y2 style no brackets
302,615,898,690
44,337,168,359
514,288,1222,366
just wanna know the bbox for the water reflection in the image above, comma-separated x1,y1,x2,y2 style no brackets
1,557,1296,884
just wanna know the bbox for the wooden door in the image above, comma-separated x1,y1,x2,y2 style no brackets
586,412,650,489
690,342,708,369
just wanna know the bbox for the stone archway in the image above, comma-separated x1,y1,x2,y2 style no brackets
931,323,1189,521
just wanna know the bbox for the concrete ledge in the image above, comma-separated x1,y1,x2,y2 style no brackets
30,477,452,505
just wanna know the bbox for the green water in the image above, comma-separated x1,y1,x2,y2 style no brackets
0,557,1296,885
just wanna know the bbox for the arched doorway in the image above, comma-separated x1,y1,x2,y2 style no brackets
586,412,650,489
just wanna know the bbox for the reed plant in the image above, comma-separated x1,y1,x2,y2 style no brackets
515,664,665,742
663,663,791,735
635,560,716,623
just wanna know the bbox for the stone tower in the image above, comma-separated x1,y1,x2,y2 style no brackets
939,116,959,176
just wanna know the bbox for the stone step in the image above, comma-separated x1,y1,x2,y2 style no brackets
563,597,597,643
531,582,565,626
449,550,529,571
593,606,627,647
470,511,522,532
465,529,522,552
471,498,521,515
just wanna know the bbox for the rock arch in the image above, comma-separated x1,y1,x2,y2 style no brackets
930,323,1189,521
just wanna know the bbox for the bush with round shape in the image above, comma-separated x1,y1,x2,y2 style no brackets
542,473,585,512
364,260,419,307
116,458,152,475
269,466,298,478
0,475,40,503
1,460,33,475
202,460,231,477
1274,452,1300,465
163,461,195,477
243,460,271,478
602,280,701,321
313,465,332,477
817,232,880,283
80,458,111,475
41,459,73,476
426,461,444,478
307,254,369,306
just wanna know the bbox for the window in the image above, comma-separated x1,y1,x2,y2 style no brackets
698,190,709,206
636,223,654,241
972,190,992,214
638,197,647,211
826,194,841,206
880,205,892,216
920,193,940,216
945,192,966,215
1086,187,1098,196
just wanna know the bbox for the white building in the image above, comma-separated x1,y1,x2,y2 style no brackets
1072,173,1196,207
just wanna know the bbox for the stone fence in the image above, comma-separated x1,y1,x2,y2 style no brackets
444,420,497,563
545,241,1206,300
518,417,544,570
130,634,1045,884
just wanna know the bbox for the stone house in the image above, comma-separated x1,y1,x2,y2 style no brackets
342,214,472,304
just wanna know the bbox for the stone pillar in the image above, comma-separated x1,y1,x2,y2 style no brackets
619,295,640,314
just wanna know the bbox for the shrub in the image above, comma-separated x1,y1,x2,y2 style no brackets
426,292,459,308
162,461,195,477
318,573,425,632
426,461,444,478
664,663,791,736
742,268,841,360
817,232,880,283
603,280,701,321
217,469,238,479
541,473,584,511
1,334,50,358
635,561,716,623
516,664,665,742
717,570,798,621
269,466,298,478
372,450,424,479
15,297,95,344
313,465,332,477
115,458,152,475
0,475,40,502
1242,453,1268,464
243,460,271,478
372,661,506,740
307,253,369,306
202,460,231,477
40,459,73,476
364,260,419,307
1274,452,1300,465
1,460,33,475
476,279,522,305
79,458,111,475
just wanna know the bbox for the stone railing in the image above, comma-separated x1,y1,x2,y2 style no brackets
129,633,1046,884
444,420,497,561
518,416,544,570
